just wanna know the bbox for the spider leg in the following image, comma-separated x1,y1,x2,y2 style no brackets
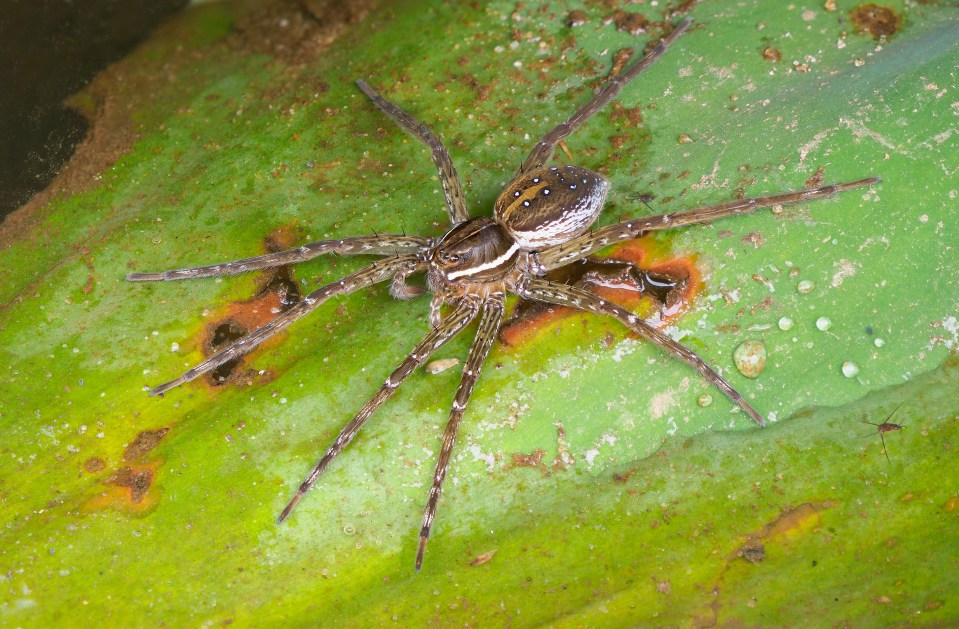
356,80,469,226
146,255,423,396
520,18,692,174
517,278,765,426
428,293,445,329
126,234,429,281
880,432,891,464
416,294,505,572
577,261,687,310
277,297,481,524
530,178,880,273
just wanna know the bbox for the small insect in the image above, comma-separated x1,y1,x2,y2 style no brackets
859,403,906,463
127,18,878,570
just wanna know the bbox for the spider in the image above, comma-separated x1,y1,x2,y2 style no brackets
127,18,878,570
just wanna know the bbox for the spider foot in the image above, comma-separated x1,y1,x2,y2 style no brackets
415,536,428,572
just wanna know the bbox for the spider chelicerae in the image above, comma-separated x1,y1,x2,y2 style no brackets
127,18,878,570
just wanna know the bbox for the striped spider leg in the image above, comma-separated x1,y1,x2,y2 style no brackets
514,177,881,428
356,79,469,225
278,297,482,523
523,178,880,274
416,294,505,570
520,18,693,173
517,278,766,425
128,252,427,396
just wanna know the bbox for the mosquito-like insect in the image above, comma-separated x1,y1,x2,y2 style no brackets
859,403,906,463
127,18,879,570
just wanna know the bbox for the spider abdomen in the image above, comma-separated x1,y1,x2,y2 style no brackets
495,165,609,250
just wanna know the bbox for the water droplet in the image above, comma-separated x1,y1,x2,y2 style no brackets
343,524,356,536
796,280,815,294
733,340,767,379
697,393,713,407
842,361,859,378
816,316,832,331
874,338,885,347
778,316,794,331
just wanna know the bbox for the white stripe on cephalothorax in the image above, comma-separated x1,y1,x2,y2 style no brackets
445,242,521,280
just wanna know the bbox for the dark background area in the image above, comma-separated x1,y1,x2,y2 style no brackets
0,0,188,222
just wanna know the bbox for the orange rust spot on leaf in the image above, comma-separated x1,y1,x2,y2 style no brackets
82,459,163,515
199,226,305,388
499,236,701,347
732,501,836,561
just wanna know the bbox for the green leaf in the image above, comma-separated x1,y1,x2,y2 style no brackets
2,0,958,626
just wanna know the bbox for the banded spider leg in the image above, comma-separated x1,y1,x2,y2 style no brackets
356,79,469,225
416,294,505,570
524,178,880,274
519,18,692,173
518,278,764,425
278,297,482,524
128,253,425,396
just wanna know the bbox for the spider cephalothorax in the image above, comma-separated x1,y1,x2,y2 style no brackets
127,18,878,570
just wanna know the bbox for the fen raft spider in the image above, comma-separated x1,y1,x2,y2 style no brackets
127,18,878,570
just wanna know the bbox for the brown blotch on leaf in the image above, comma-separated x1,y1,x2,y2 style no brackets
610,11,650,36
610,102,643,127
511,449,546,470
740,542,766,563
454,73,492,101
850,4,901,40
761,46,782,63
108,467,155,504
202,228,304,388
741,232,765,249
612,468,636,483
805,165,825,188
609,133,631,149
83,457,106,473
565,10,588,28
123,427,170,462
610,48,635,78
